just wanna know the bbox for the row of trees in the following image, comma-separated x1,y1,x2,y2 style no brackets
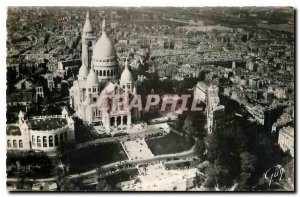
175,96,258,190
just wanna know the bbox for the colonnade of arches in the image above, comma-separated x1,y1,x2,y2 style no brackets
109,115,128,127
7,140,23,148
30,132,68,148
95,68,117,77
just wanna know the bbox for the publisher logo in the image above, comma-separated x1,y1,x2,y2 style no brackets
264,165,285,186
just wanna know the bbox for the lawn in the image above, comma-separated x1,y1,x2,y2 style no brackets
68,142,128,174
73,117,105,144
6,151,54,178
146,131,194,155
74,123,96,144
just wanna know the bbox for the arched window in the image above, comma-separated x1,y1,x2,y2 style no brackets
103,70,106,76
87,40,92,47
19,140,23,148
60,133,64,143
7,140,11,148
43,136,47,147
107,70,110,76
117,116,121,126
123,116,127,125
110,117,115,126
55,135,59,146
37,136,41,147
96,70,99,75
13,140,17,148
64,132,68,142
100,70,102,76
49,136,53,147
32,135,36,146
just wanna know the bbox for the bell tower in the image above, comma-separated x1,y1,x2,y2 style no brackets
82,11,96,69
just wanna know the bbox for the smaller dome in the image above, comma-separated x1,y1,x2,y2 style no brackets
78,64,89,79
62,107,69,116
83,12,93,33
87,69,98,86
120,60,133,82
18,111,25,118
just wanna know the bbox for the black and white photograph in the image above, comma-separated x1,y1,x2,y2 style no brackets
5,4,295,192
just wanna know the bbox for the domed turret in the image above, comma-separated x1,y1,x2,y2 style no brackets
18,111,25,125
78,64,89,80
120,59,134,92
18,111,25,119
87,69,98,86
83,11,93,33
121,59,133,82
62,107,69,118
232,61,236,69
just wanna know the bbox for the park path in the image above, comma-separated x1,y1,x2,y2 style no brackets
76,123,169,149
69,143,196,180
8,122,196,186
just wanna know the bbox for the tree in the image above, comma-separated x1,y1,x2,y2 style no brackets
195,139,206,160
183,115,195,135
7,67,17,94
233,125,247,154
54,166,65,183
236,152,256,191
59,177,77,191
16,167,30,190
206,133,220,163
56,141,76,168
194,172,205,187
240,152,256,173
237,172,252,191
97,167,106,179
96,179,107,191
203,163,220,188
96,179,111,191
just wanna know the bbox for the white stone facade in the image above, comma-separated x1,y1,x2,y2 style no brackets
7,109,75,154
278,126,294,157
206,85,224,134
194,82,208,104
69,13,138,131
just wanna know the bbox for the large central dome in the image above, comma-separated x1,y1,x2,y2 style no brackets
91,18,118,81
92,32,116,60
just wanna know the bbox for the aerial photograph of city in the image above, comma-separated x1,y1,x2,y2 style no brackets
6,6,295,191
